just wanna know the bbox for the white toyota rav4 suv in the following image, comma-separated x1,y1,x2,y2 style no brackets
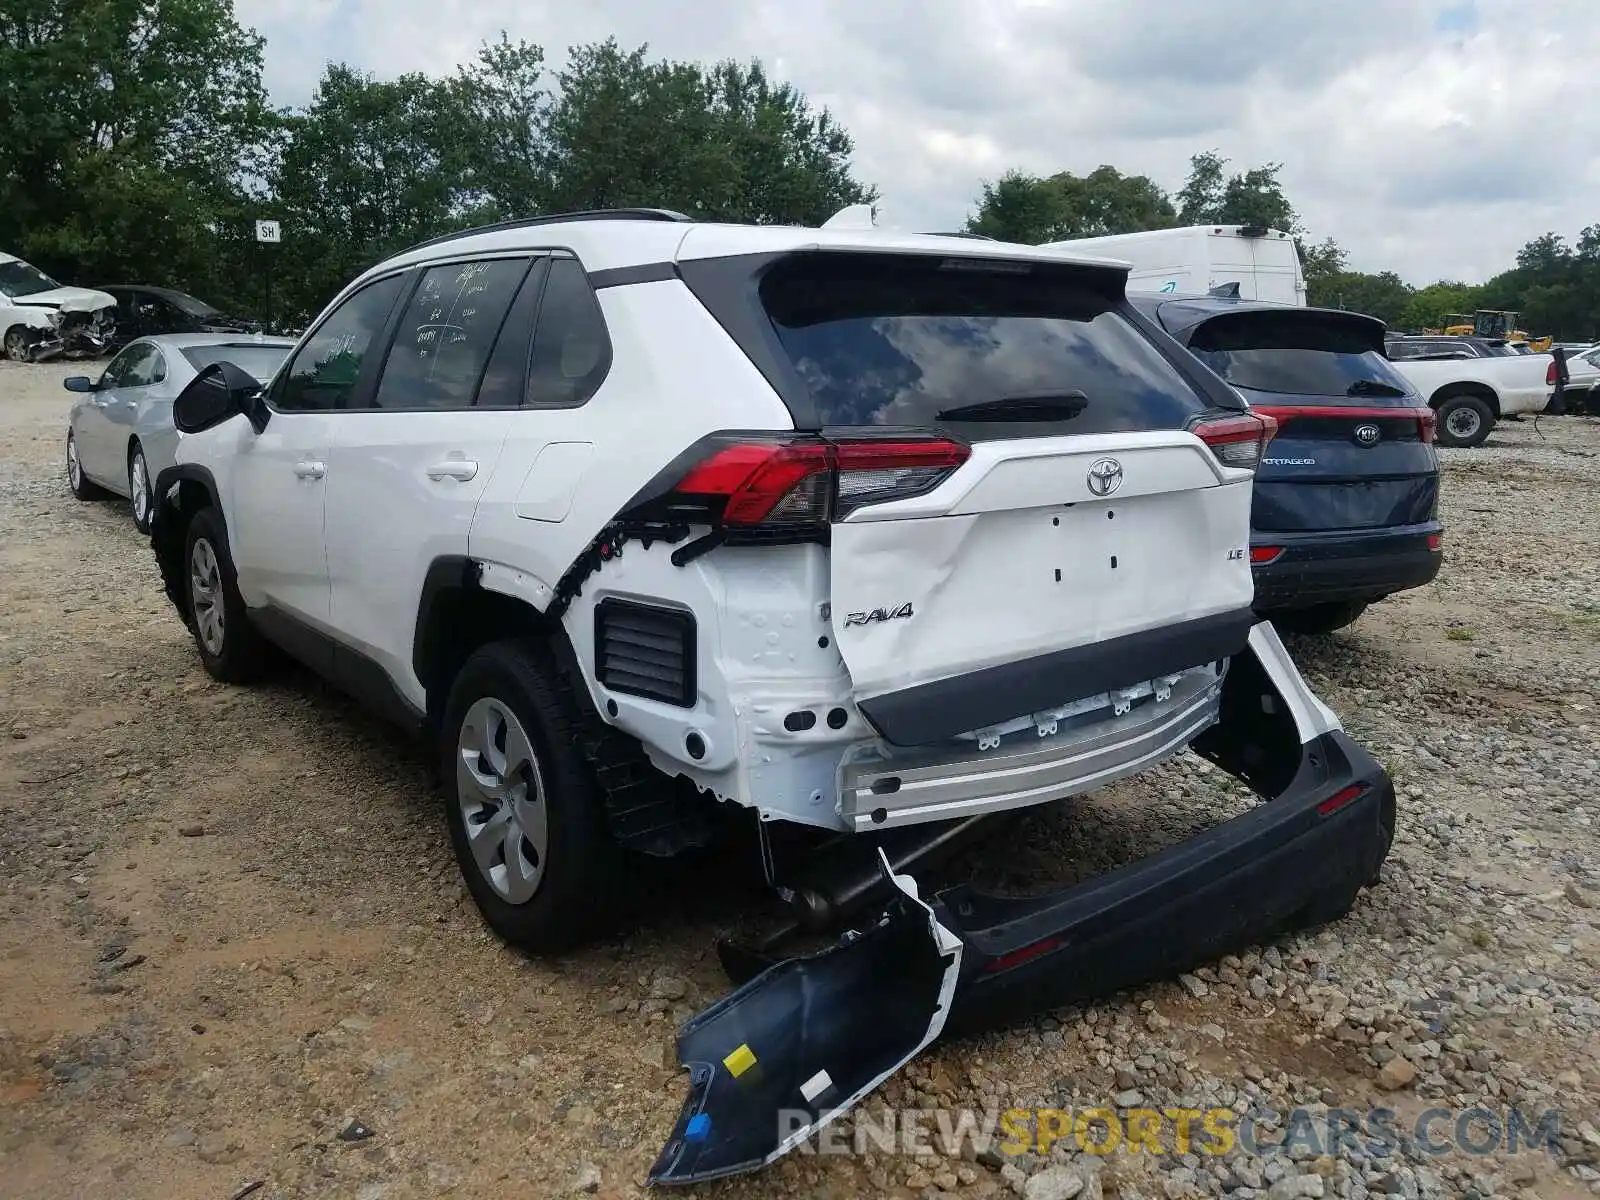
147,213,1395,1135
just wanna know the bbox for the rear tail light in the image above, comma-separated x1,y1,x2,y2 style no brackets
1190,412,1278,470
1250,545,1284,565
1248,404,1436,445
1547,360,1559,386
1428,532,1443,552
664,436,970,526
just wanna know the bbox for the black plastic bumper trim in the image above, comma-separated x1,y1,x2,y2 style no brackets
933,728,1393,1036
1253,541,1441,608
856,607,1257,747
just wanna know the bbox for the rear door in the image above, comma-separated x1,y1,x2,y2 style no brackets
1180,307,1439,533
741,252,1262,723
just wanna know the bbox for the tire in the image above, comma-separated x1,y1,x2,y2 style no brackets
3,327,31,362
1268,601,1369,636
66,431,110,500
441,639,626,954
1434,394,1494,448
183,506,271,683
128,442,154,534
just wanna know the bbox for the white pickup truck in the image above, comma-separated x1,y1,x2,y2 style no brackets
1385,342,1557,448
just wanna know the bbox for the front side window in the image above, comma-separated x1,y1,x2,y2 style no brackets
276,274,406,412
101,343,154,388
369,258,529,410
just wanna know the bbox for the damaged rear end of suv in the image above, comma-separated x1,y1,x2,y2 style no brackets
144,212,1395,1189
558,236,1396,1184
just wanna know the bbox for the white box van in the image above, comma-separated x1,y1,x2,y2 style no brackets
1039,225,1307,307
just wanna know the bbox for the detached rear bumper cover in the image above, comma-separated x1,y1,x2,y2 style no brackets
649,623,1396,1186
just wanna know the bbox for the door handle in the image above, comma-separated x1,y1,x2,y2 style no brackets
426,460,478,482
293,461,326,480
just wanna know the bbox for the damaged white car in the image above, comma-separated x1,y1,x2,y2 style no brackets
1,251,117,361
146,209,1398,1186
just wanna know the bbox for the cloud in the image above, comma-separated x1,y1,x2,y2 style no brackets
234,0,1600,285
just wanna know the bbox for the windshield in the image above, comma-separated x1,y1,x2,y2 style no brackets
0,258,61,298
1189,313,1416,400
168,292,222,318
180,344,291,383
758,253,1213,438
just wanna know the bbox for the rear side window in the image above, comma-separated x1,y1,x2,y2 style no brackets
525,257,612,408
369,257,530,410
1189,313,1416,401
756,253,1211,437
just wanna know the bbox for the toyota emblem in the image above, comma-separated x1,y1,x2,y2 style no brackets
1354,423,1381,446
1086,457,1123,497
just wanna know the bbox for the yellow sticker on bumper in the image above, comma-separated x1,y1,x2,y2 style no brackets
722,1043,757,1078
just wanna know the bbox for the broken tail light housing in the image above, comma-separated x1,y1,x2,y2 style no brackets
658,435,971,527
1189,411,1278,470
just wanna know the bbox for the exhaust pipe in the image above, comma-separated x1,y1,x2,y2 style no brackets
785,814,996,931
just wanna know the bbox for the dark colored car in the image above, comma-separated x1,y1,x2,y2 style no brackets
99,285,261,344
1135,295,1442,635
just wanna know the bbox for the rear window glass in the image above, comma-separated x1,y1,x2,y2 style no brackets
1189,314,1416,401
758,254,1210,436
181,344,292,383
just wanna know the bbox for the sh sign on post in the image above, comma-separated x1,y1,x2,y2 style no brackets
255,220,280,330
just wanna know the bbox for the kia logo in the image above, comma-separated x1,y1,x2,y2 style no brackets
1354,424,1381,446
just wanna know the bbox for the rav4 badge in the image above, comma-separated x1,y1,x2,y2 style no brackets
843,603,914,628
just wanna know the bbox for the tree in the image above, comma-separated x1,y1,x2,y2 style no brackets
1176,150,1300,233
1400,282,1483,332
967,166,1174,243
1309,271,1413,326
268,64,486,322
1298,237,1348,297
535,39,874,224
1175,150,1227,225
0,0,271,290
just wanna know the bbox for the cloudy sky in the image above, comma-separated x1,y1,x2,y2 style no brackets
237,0,1596,285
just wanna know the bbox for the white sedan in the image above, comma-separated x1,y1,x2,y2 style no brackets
65,333,294,532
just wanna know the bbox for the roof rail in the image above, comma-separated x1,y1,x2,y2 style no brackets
401,208,694,255
922,231,996,240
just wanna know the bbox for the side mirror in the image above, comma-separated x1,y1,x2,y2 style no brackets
173,361,269,435
63,375,96,393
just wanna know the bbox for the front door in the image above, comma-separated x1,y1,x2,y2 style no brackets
231,272,410,638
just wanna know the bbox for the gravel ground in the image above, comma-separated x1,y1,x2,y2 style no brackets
1,361,1598,1200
